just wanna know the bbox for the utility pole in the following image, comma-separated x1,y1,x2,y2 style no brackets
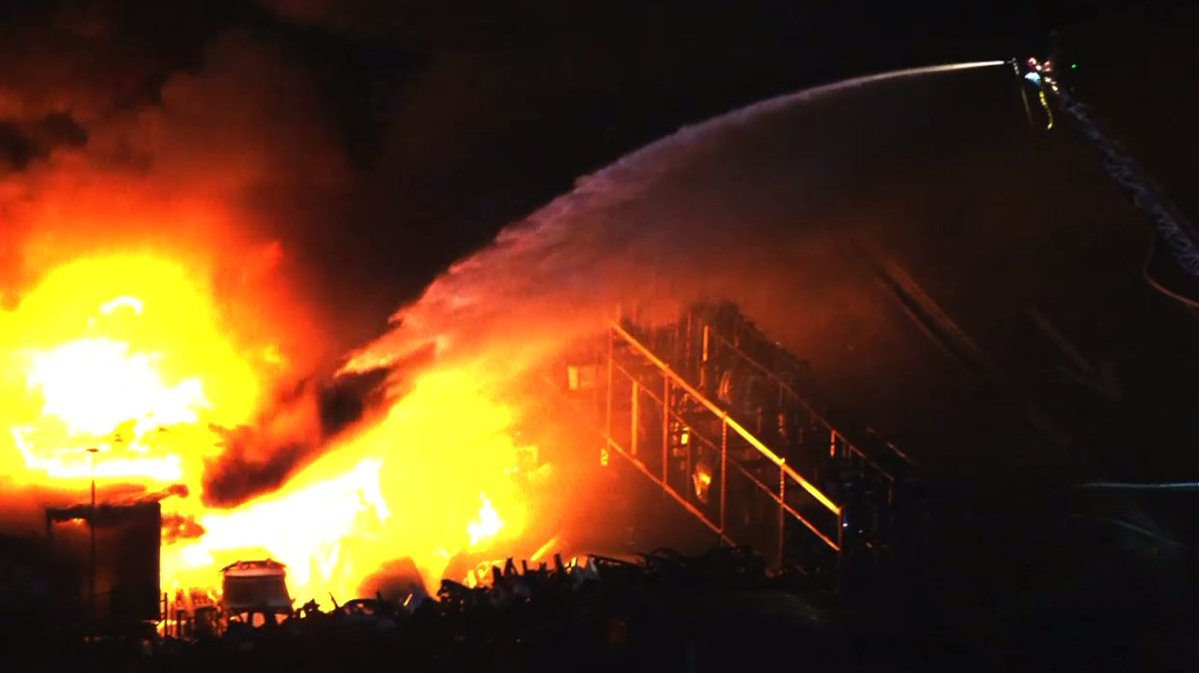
87,447,98,628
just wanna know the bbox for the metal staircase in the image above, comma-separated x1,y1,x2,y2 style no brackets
596,303,910,580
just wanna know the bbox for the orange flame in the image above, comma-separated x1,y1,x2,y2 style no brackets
1,255,261,491
162,367,532,602
1,251,536,606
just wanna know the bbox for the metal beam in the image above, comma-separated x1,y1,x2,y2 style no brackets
606,437,733,545
612,322,841,516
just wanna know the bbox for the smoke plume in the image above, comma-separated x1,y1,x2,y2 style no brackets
345,63,1121,481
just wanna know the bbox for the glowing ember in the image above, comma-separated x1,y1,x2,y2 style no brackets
1,252,536,607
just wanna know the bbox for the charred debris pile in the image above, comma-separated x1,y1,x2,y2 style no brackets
11,541,1199,673
71,547,854,673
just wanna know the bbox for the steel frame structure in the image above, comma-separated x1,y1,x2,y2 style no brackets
597,306,908,576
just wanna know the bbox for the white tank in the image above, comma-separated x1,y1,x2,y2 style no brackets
220,559,292,615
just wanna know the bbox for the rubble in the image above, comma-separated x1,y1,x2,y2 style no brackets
21,546,835,673
12,538,1199,673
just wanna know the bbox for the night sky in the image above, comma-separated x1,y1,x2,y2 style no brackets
0,0,1195,350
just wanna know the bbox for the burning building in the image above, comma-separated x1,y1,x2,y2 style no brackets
0,235,584,619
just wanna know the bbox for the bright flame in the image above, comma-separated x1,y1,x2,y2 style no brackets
2,252,536,606
162,368,532,602
30,338,206,436
1,255,260,489
468,494,504,547
99,296,145,316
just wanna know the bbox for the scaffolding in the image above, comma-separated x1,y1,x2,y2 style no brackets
596,303,910,580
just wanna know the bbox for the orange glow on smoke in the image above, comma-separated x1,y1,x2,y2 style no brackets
1,251,534,606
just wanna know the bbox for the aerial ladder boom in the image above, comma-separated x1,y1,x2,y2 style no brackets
1018,57,1199,306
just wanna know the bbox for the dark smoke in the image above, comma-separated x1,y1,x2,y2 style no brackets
202,437,311,508
199,378,372,508
1,1,838,513
0,113,87,172
349,66,1018,374
0,7,398,508
2,1,1195,509
202,346,432,507
317,367,392,436
162,512,206,544
350,53,1199,488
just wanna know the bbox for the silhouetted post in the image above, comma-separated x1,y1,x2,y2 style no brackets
87,447,98,626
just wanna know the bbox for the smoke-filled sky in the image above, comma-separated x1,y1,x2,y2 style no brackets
2,0,1193,355
0,0,1194,500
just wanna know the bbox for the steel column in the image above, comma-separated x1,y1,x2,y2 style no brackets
630,380,639,459
778,460,787,570
605,328,613,451
612,322,839,516
720,416,728,536
662,377,671,489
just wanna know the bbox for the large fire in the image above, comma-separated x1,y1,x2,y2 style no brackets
0,251,535,606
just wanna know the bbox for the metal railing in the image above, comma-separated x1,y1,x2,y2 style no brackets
683,310,910,485
602,321,846,570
